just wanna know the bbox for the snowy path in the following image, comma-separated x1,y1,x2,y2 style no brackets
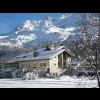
0,76,97,88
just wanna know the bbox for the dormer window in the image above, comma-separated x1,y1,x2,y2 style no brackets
34,52,38,57
23,56,27,58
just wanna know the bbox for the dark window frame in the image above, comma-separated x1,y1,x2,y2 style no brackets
44,63,46,66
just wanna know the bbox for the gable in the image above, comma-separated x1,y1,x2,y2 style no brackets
50,49,74,59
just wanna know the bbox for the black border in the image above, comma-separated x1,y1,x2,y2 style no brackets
0,0,99,13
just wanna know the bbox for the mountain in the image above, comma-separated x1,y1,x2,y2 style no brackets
0,14,77,48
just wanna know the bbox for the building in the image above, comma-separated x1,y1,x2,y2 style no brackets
7,46,74,76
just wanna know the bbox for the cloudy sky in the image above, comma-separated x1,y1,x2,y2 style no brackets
0,13,67,34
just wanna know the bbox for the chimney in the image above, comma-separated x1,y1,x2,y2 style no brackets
44,46,52,51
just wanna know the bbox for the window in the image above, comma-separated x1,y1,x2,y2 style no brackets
33,52,38,57
40,63,46,67
53,73,55,76
44,63,46,66
23,56,27,58
33,67,37,68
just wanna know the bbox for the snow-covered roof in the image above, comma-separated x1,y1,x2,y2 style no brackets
7,46,74,63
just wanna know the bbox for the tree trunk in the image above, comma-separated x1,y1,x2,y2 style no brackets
95,40,100,88
95,69,100,88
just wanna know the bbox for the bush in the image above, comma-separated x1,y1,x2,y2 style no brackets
3,72,13,78
12,69,21,78
22,70,38,80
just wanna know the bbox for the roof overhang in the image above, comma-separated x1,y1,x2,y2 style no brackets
50,49,75,58
63,47,75,57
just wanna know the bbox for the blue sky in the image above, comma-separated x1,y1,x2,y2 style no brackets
0,13,67,34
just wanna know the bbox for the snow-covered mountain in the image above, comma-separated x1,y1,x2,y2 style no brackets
0,14,77,48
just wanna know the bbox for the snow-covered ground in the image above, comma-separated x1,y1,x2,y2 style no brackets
0,76,98,88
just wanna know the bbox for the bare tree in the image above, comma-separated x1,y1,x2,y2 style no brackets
74,13,100,88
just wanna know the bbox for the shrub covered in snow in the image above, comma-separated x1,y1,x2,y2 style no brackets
22,70,38,80
12,69,21,78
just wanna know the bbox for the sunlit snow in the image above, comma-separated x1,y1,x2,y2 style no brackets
0,76,98,88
